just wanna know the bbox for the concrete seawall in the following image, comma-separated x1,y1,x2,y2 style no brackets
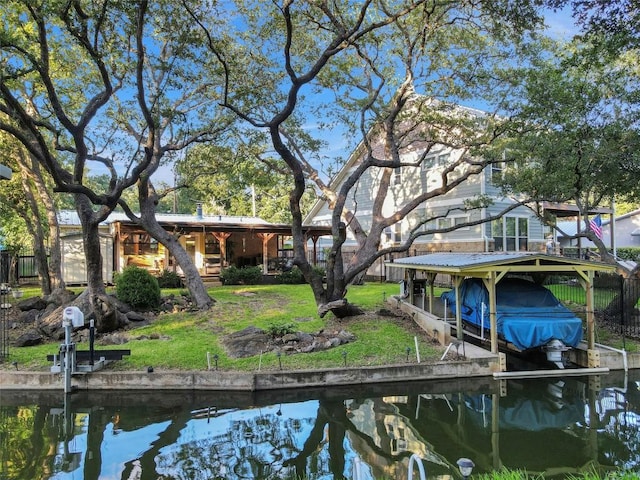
1,352,499,392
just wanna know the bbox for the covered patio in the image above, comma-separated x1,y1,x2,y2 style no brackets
111,213,331,278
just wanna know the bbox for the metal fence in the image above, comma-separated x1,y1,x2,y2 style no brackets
0,289,8,361
0,250,39,285
539,274,640,340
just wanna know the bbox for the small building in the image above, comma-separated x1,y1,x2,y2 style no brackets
57,210,331,284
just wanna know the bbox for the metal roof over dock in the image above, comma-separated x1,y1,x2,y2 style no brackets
386,252,618,364
387,252,617,277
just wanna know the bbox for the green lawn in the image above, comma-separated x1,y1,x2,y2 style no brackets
5,282,444,371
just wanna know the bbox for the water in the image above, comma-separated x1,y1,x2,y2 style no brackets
2,371,639,479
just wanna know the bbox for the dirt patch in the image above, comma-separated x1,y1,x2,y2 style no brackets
222,325,357,358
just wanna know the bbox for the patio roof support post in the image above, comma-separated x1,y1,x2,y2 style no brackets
409,269,416,305
257,233,275,275
585,270,596,351
212,232,231,267
576,268,598,366
310,235,320,265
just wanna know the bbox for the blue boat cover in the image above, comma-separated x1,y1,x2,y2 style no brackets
441,278,583,351
462,392,584,431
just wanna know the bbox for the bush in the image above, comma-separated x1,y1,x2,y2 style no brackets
115,266,161,309
616,247,640,263
276,266,305,284
156,269,183,289
266,321,297,337
220,265,263,285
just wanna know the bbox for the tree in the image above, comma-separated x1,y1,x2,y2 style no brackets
497,37,640,258
0,0,232,324
0,134,64,294
176,142,316,223
189,0,548,317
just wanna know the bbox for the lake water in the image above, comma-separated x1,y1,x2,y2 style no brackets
1,370,639,479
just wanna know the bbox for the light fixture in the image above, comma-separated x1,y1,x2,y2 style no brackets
457,458,474,479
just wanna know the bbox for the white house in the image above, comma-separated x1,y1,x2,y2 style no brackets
304,102,550,279
556,208,640,253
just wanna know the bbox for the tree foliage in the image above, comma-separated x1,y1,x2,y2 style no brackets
186,0,549,316
176,143,316,223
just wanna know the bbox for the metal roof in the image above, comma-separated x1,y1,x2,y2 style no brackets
57,209,333,236
386,252,617,276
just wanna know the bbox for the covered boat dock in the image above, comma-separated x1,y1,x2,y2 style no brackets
386,252,618,369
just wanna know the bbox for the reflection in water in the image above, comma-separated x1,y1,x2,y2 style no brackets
1,372,640,479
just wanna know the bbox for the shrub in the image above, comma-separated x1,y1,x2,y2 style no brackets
220,265,263,285
115,266,161,309
266,321,297,337
276,266,305,284
240,266,263,285
156,269,183,288
219,265,241,285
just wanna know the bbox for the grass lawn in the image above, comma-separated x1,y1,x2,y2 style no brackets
3,282,445,372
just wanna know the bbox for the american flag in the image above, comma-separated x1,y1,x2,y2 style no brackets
589,214,602,239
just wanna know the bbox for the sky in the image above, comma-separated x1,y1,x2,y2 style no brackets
98,4,584,191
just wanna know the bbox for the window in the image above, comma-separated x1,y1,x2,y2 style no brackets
394,166,402,185
492,217,528,251
453,215,470,230
436,152,450,166
205,235,221,255
491,161,504,184
123,234,160,255
423,151,450,170
393,222,402,243
423,154,437,169
437,218,452,230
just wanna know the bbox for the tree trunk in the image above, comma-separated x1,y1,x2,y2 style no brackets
134,182,214,310
76,196,124,333
145,221,214,310
18,161,52,294
29,156,65,292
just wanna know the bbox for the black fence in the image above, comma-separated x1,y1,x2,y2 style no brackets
0,289,8,361
0,250,39,285
536,274,640,339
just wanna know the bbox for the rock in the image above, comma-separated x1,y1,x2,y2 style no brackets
222,325,356,359
223,326,270,358
14,331,43,347
126,311,148,322
100,333,129,345
337,330,356,343
19,309,40,324
17,296,47,312
282,333,298,343
297,332,314,343
44,289,78,307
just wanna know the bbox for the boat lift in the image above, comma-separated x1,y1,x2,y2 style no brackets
49,306,130,393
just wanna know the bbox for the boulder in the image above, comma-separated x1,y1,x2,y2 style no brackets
13,331,43,347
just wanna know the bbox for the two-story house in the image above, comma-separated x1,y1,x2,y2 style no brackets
304,102,549,280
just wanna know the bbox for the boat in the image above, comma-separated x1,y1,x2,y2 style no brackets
441,277,583,367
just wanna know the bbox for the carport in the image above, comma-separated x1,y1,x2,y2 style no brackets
386,252,617,368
